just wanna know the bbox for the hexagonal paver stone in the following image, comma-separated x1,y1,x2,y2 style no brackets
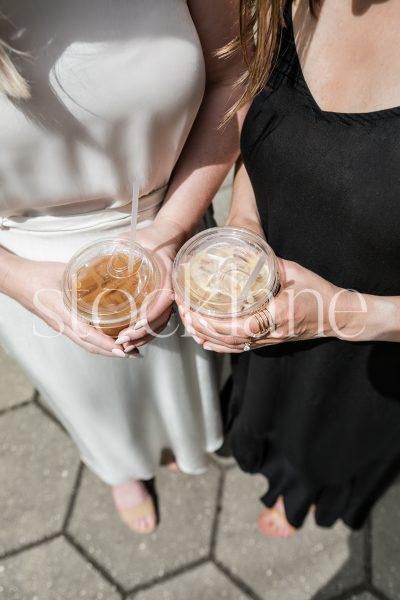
372,480,400,599
0,404,80,555
215,469,365,600
68,465,221,590
132,562,250,600
0,346,34,410
0,537,121,600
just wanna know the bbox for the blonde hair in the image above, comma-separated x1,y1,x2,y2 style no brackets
0,38,30,99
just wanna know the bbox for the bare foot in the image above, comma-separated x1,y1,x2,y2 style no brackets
112,480,157,534
161,448,181,473
258,496,297,539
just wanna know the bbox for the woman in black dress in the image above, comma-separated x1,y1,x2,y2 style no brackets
178,0,400,538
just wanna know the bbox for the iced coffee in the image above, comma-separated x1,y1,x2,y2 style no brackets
63,239,160,337
173,227,279,318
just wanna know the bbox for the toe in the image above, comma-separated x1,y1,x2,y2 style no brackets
144,514,156,532
130,514,156,534
135,517,147,533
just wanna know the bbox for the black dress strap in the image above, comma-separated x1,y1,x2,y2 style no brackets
267,0,302,90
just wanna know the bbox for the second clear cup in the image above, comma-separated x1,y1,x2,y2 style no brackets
173,226,280,320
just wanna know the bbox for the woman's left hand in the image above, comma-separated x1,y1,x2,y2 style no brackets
177,258,369,353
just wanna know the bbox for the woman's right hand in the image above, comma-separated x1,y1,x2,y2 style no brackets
1,253,139,358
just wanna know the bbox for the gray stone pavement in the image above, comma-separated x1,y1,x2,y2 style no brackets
1,181,400,599
1,379,399,600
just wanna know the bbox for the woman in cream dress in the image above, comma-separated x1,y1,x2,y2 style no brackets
0,0,244,532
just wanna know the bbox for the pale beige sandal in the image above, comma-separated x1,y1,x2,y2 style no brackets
118,496,157,535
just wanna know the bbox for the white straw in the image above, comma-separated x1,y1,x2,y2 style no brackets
239,255,265,302
128,178,140,270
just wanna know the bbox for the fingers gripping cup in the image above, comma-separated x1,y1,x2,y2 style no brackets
173,227,280,319
63,238,160,338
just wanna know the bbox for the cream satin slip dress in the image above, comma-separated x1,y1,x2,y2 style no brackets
0,0,223,484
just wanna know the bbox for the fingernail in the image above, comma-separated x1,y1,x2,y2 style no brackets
178,305,184,315
193,336,202,344
134,318,148,330
112,348,126,358
128,353,143,359
198,317,210,329
187,325,196,335
115,335,130,345
124,345,136,353
203,343,212,351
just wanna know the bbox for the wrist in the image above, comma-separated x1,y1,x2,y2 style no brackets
225,215,264,238
149,216,189,251
0,250,25,298
327,288,368,340
329,288,400,342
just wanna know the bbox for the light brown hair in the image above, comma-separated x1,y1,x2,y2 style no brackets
220,0,319,120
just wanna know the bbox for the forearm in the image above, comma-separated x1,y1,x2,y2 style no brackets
0,245,24,298
153,0,250,245
334,288,400,343
225,158,264,235
154,83,246,241
368,295,400,342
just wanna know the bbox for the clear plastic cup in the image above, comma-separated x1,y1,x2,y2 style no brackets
173,226,280,318
63,238,160,338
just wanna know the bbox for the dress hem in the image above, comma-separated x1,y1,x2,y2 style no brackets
82,436,225,486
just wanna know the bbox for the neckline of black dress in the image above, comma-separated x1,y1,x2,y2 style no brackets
286,2,400,123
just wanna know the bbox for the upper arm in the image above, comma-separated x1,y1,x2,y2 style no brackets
188,0,244,85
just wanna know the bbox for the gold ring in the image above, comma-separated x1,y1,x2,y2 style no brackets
255,310,271,337
262,307,276,332
252,307,275,339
